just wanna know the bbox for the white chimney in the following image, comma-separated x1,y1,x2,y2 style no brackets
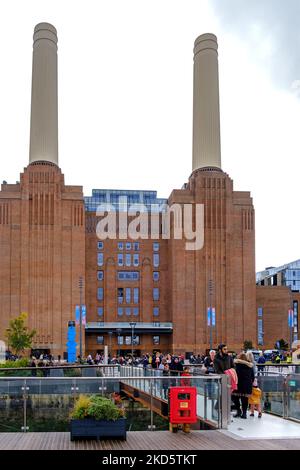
192,33,221,171
29,23,58,165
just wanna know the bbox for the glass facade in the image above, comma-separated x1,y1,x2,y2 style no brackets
84,189,167,213
117,271,139,281
153,288,159,301
97,287,104,301
98,307,103,317
153,307,159,316
153,253,159,267
97,253,104,266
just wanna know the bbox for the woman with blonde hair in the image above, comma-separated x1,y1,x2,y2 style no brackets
232,352,255,419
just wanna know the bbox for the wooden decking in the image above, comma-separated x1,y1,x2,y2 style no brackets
0,431,300,450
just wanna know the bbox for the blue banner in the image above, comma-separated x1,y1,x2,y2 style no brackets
207,307,211,326
211,308,216,326
82,305,86,325
75,305,80,325
288,309,294,328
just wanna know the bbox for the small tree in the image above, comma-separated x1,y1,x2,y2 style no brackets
5,313,36,356
243,340,253,351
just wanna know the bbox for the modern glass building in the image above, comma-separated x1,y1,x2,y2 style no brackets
84,189,167,213
256,259,300,292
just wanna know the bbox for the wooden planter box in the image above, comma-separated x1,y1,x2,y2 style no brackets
70,418,127,441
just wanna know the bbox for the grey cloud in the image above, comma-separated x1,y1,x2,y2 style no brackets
211,0,300,90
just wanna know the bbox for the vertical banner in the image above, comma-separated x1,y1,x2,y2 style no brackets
81,305,86,325
288,309,294,328
75,305,80,326
207,307,211,326
211,308,216,327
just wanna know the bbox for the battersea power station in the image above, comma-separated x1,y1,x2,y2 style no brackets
0,23,260,358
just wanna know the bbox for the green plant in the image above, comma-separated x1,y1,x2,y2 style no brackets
70,395,125,421
5,313,36,355
0,358,31,376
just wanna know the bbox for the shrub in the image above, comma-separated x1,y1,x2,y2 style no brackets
70,394,125,421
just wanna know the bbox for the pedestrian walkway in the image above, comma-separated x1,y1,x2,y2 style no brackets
224,412,300,440
0,430,300,450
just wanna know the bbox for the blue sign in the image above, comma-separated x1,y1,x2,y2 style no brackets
211,308,216,327
207,307,211,326
66,321,77,363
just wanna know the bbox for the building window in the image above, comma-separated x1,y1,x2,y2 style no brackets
117,336,124,345
133,242,140,251
153,307,159,316
133,254,139,267
125,336,132,345
133,287,139,304
125,307,131,316
153,336,160,345
153,253,159,267
126,254,131,267
97,253,104,266
97,271,104,281
97,241,103,250
97,287,104,301
153,271,159,282
117,271,139,281
98,307,103,317
97,336,104,345
258,307,263,317
118,242,124,250
153,288,159,301
133,307,139,316
126,242,131,250
125,287,131,303
118,287,124,304
118,307,123,316
153,242,160,252
118,254,124,266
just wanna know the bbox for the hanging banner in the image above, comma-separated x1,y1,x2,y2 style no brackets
75,305,80,326
81,305,86,325
211,308,216,327
207,307,211,326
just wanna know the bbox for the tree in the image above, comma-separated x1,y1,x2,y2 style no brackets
5,313,36,356
243,340,253,351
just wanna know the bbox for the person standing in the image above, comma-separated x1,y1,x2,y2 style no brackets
213,344,234,374
203,350,216,374
232,352,254,419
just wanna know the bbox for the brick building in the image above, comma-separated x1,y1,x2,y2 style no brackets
0,24,258,357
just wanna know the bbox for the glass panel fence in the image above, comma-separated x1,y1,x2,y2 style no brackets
258,375,285,417
287,374,300,421
0,374,224,433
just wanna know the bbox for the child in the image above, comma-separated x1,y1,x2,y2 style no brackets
248,379,262,418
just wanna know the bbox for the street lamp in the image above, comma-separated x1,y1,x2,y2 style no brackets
116,328,122,357
208,279,214,350
129,322,136,365
79,276,84,361
108,331,113,359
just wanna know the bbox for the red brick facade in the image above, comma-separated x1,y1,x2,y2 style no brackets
0,162,85,356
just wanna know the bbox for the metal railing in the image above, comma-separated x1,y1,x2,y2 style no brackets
0,370,230,433
258,373,300,421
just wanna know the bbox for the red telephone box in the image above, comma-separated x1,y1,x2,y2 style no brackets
169,386,197,425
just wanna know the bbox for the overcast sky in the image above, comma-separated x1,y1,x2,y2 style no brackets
0,0,299,272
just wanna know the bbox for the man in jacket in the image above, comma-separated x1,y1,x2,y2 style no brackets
213,344,234,374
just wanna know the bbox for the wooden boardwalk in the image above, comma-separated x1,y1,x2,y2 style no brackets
0,431,300,450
